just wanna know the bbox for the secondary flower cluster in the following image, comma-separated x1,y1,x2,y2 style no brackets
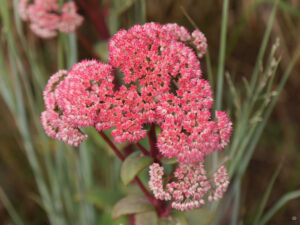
149,163,229,211
41,22,232,210
41,60,113,146
19,0,83,38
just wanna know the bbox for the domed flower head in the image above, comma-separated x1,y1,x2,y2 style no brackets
108,23,231,162
105,22,208,143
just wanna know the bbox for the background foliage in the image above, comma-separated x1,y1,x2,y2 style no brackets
0,0,300,224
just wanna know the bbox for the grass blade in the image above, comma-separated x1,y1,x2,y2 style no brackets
215,0,230,110
0,187,26,225
258,190,300,225
248,0,278,95
252,164,282,224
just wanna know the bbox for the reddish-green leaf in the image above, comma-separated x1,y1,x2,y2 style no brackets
112,195,154,219
121,152,153,186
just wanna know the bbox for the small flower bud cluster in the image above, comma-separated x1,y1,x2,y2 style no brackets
191,30,207,58
19,0,83,38
148,163,171,200
149,163,229,211
209,166,230,201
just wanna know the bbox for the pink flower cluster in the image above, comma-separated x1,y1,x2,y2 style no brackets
107,23,231,163
42,23,231,158
19,0,83,38
149,163,229,211
41,60,115,146
41,70,88,146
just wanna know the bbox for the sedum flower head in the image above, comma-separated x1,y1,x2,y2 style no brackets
41,22,232,163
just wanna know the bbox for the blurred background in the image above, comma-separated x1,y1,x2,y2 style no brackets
0,0,299,224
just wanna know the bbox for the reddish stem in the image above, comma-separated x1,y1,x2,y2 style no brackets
76,32,100,59
98,131,158,208
159,202,173,218
76,0,110,40
99,131,125,161
136,142,150,156
103,0,112,16
148,124,159,158
129,214,135,225
134,178,159,207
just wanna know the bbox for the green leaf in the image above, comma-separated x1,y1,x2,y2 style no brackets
99,212,128,225
158,218,172,225
157,212,188,225
121,152,154,186
135,211,157,225
85,187,122,210
171,212,189,225
161,157,177,165
184,208,213,225
112,195,154,219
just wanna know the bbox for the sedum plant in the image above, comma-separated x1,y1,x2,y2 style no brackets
41,22,232,218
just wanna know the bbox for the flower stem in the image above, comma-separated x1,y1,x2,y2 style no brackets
76,32,99,59
75,0,110,40
129,214,135,225
134,178,159,207
98,131,125,161
148,124,159,158
159,202,173,218
98,131,159,208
